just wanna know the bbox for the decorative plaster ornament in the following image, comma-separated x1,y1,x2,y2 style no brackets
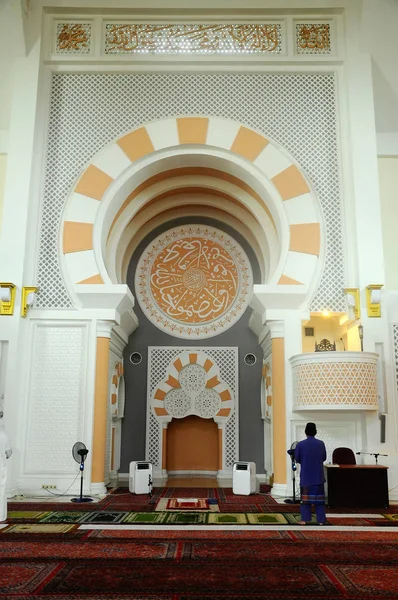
135,225,253,339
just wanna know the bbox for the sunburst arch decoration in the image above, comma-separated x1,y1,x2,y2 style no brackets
135,225,253,339
152,350,234,422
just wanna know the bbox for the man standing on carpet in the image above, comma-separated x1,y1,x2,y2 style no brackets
294,422,327,525
0,411,12,522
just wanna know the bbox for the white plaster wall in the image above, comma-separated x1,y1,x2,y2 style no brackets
0,0,25,148
0,0,396,501
0,0,397,150
378,157,398,291
0,155,6,234
343,7,395,481
18,321,96,495
0,33,42,495
302,316,348,353
361,0,398,153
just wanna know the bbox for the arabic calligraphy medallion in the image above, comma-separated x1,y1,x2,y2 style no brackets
135,225,253,339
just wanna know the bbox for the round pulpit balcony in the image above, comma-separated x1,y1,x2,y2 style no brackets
289,352,379,411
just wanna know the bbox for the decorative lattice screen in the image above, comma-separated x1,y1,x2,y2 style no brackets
37,73,344,312
147,347,238,469
394,325,398,399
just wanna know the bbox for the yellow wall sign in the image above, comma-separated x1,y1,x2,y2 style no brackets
0,283,16,316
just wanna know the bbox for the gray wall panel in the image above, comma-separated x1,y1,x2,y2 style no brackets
121,217,265,474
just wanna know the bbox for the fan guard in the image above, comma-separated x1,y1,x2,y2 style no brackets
72,441,87,463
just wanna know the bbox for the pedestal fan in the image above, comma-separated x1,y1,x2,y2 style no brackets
71,442,93,503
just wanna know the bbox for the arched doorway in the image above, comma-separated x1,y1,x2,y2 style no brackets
166,415,219,474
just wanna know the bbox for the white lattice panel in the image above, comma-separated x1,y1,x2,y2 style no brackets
152,350,234,421
224,411,237,468
24,324,89,473
37,73,344,312
394,325,398,397
148,411,160,467
292,358,378,408
148,347,238,467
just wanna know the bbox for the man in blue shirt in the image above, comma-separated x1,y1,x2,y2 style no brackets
294,422,327,525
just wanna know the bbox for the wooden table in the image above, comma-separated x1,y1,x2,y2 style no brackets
325,464,389,508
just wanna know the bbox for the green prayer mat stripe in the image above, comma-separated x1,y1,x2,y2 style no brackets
3,510,396,528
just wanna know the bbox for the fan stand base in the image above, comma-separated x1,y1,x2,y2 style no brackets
71,497,94,503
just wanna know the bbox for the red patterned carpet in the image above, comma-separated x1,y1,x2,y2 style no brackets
1,529,398,598
8,486,398,514
2,487,398,598
100,486,398,514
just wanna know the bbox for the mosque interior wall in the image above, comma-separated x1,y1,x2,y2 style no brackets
121,215,264,477
0,4,397,499
378,157,398,291
0,155,6,231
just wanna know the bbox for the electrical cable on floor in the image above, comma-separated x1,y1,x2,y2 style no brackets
14,471,83,501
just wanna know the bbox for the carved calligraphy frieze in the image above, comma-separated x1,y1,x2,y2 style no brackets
104,23,282,54
135,226,253,339
296,23,331,54
56,23,91,53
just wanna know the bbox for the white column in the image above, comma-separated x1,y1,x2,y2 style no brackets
344,4,396,469
267,320,287,498
344,6,389,341
251,285,308,498
91,320,115,496
259,328,272,483
283,311,310,499
0,32,42,496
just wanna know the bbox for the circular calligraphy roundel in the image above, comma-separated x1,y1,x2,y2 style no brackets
135,225,253,339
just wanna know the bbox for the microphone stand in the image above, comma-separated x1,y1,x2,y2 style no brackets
148,474,153,502
356,452,388,465
284,451,298,504
358,324,364,352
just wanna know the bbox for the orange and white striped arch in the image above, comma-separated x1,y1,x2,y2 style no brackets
152,350,234,423
61,116,323,295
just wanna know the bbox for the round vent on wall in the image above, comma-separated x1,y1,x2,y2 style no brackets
129,352,142,365
244,353,257,366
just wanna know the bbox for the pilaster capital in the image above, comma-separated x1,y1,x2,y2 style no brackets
258,328,272,357
96,320,115,339
267,320,285,339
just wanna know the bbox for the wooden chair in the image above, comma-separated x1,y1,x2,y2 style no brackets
332,447,356,465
